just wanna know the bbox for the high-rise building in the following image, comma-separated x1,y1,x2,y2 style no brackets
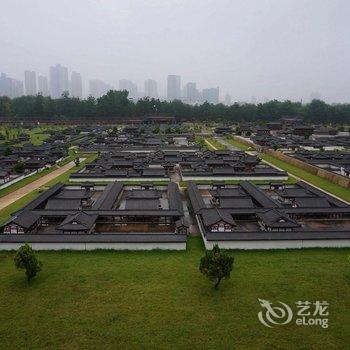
13,80,24,97
70,72,83,98
50,64,68,98
144,79,158,98
89,79,113,98
119,79,138,99
202,87,219,104
0,73,12,97
24,70,37,95
0,73,24,98
38,75,49,96
167,75,181,100
183,82,197,103
224,93,232,106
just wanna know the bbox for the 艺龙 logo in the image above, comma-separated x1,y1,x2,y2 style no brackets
258,298,293,328
258,299,329,328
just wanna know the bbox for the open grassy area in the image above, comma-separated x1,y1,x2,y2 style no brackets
0,125,67,146
224,135,250,151
0,237,349,349
205,137,227,150
261,154,350,202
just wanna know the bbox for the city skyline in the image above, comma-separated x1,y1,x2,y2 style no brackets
0,67,234,104
0,66,330,105
1,1,349,103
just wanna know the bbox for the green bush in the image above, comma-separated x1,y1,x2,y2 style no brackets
199,244,234,289
14,244,42,282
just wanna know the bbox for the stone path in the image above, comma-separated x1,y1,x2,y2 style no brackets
204,138,218,150
215,136,240,151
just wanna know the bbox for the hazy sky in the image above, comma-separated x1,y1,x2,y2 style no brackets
1,0,349,102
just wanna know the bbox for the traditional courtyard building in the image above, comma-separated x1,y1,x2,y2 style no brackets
188,181,350,249
1,182,188,250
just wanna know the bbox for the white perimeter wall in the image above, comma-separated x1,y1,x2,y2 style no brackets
0,170,38,190
204,239,350,250
182,175,288,181
195,215,350,250
70,177,169,182
0,242,186,251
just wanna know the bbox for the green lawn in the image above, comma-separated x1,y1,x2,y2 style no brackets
0,125,67,146
224,136,250,151
29,131,49,145
261,154,350,202
205,137,227,150
0,237,349,349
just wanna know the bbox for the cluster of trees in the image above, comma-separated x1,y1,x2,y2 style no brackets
1,90,349,123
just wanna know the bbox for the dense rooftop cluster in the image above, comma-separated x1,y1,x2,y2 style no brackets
71,149,287,182
188,181,350,248
1,182,188,246
0,143,68,185
291,150,350,177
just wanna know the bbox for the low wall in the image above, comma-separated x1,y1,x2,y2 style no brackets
0,242,186,251
264,149,350,189
206,239,350,250
234,136,257,149
0,170,38,190
69,177,170,182
233,135,350,189
182,175,288,181
195,215,350,250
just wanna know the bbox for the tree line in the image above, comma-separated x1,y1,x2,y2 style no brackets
0,90,349,123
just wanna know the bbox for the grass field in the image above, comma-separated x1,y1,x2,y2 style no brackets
0,125,66,146
261,154,350,202
224,135,250,151
205,137,227,150
0,237,349,349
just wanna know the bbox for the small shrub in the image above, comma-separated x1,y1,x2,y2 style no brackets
199,244,234,289
14,244,42,282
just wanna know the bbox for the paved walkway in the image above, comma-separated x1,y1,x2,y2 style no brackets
204,139,218,150
215,136,240,151
0,161,76,210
